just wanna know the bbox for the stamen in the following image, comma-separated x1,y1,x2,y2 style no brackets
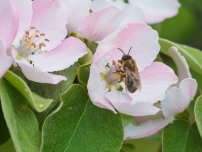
16,27,50,59
100,61,125,91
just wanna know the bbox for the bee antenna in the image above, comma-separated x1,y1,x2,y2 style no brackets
117,48,125,55
127,47,132,55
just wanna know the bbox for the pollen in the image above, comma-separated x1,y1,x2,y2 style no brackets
100,61,125,91
17,27,50,58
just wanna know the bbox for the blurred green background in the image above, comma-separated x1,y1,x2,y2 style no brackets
152,0,202,50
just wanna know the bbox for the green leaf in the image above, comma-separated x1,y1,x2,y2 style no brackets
120,143,135,152
184,123,202,152
3,71,53,112
77,64,90,86
0,104,10,145
162,120,190,152
27,64,77,101
121,136,161,152
0,79,40,152
163,120,202,152
159,38,202,75
194,95,202,137
40,84,123,152
0,139,15,152
26,64,78,126
78,48,93,65
191,70,202,92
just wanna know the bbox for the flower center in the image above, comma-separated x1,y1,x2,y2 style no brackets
16,27,50,59
100,61,124,91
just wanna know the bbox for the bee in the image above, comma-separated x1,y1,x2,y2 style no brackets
116,47,141,93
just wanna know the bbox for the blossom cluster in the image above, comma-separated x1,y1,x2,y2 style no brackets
0,0,197,140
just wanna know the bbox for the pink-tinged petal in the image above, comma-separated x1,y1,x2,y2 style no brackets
60,0,91,33
29,37,87,72
93,31,119,63
91,0,145,25
91,0,125,11
105,88,160,116
124,118,172,139
0,41,13,78
0,0,18,47
79,6,123,41
18,63,66,84
129,0,180,24
119,5,145,26
94,23,160,71
12,0,33,46
161,78,197,118
168,47,191,82
32,0,67,51
87,64,116,112
130,62,178,104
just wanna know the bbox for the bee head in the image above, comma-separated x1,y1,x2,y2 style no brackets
122,54,132,61
117,47,133,61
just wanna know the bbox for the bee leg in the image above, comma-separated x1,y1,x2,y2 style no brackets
112,60,116,65
112,70,125,75
124,83,128,93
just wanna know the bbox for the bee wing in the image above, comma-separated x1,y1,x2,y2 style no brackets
125,70,141,93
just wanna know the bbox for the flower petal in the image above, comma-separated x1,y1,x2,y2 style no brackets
91,0,125,11
79,6,123,41
18,62,66,84
0,0,18,47
31,0,67,51
129,0,180,24
105,88,160,116
29,37,87,72
87,64,117,112
94,23,160,71
119,5,145,26
60,0,91,33
0,41,13,78
91,0,145,25
161,78,197,118
130,62,178,104
124,118,172,139
12,0,33,46
168,47,191,82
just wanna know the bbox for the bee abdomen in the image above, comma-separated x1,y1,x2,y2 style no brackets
127,86,138,93
125,73,138,93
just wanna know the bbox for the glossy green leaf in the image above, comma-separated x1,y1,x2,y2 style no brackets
121,136,161,152
159,38,202,75
184,123,202,152
77,64,90,86
0,79,40,152
27,64,78,126
78,48,93,65
85,41,98,54
0,104,10,145
163,120,202,152
27,64,77,101
162,120,190,152
191,70,202,92
194,95,202,137
0,139,15,152
40,84,123,152
4,71,53,112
